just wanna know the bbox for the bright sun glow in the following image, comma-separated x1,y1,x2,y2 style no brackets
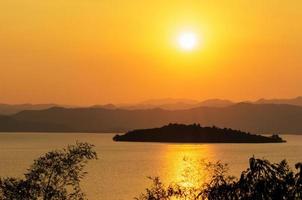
178,32,197,51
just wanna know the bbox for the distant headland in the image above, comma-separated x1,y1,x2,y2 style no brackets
113,124,286,143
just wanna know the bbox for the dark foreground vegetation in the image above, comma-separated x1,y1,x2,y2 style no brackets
1,142,301,200
0,142,97,200
114,124,285,143
136,157,302,200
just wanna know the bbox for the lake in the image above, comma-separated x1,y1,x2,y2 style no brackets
0,133,301,199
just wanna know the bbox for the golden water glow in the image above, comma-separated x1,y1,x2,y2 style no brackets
161,144,216,188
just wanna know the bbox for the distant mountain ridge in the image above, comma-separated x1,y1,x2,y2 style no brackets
2,103,302,134
255,96,302,106
2,97,302,115
117,98,200,110
0,104,58,115
197,99,234,108
118,98,234,110
115,96,302,110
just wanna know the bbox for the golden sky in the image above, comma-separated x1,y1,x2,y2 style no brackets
1,0,302,105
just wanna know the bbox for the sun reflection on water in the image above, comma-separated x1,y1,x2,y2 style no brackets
161,144,217,189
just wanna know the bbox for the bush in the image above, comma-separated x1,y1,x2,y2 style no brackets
0,142,97,200
137,157,302,200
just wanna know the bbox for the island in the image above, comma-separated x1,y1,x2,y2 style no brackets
113,123,286,143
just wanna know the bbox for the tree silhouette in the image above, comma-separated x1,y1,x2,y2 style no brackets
137,157,302,200
0,142,97,200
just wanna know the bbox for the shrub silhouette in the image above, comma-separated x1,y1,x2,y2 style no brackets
137,157,302,200
0,142,97,200
1,143,301,200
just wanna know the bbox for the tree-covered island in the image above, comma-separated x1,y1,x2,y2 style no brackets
113,123,285,143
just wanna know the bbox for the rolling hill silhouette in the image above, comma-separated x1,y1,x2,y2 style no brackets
0,104,58,115
118,98,234,110
255,96,302,106
1,103,302,134
2,96,302,115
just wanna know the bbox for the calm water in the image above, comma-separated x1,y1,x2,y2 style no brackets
0,133,301,199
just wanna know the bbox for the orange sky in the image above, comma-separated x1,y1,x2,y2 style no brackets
1,0,302,105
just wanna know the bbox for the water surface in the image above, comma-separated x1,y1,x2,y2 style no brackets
0,133,301,199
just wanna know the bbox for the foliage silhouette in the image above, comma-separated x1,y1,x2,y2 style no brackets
114,123,285,143
0,142,97,200
136,157,302,200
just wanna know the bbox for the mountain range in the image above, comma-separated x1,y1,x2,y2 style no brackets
0,104,58,115
1,101,302,134
2,96,302,115
254,96,302,106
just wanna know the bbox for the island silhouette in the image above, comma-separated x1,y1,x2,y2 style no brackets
113,123,285,143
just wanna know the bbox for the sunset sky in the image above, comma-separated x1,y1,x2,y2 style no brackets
1,0,302,105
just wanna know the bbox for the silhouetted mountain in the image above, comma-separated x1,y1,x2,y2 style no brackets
197,99,234,107
120,98,199,110
120,98,234,110
0,114,72,132
121,97,302,110
90,104,117,109
12,107,175,132
1,103,302,134
113,124,285,143
255,96,302,106
0,104,59,115
2,96,302,116
139,98,199,105
119,96,302,110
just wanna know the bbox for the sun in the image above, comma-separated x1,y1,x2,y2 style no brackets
178,32,197,51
